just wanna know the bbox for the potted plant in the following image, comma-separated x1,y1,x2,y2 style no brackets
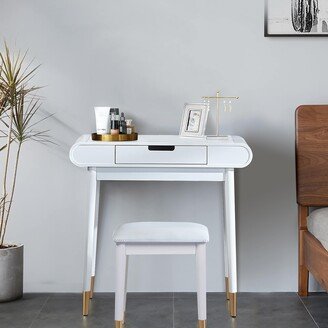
0,44,49,302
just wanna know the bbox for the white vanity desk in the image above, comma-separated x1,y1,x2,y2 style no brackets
69,134,253,317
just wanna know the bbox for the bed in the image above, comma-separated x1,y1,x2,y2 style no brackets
296,105,328,295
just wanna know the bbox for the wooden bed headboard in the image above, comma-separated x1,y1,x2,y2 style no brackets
296,105,328,206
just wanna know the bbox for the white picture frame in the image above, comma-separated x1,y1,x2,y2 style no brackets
179,103,209,138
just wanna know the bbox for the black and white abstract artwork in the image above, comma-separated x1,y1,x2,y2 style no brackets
265,0,328,36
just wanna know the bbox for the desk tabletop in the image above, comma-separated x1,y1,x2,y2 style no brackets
74,134,249,147
70,135,252,169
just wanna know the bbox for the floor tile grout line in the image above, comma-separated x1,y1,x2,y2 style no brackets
297,293,320,328
172,292,175,328
28,295,50,328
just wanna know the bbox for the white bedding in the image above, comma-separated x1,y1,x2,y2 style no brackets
307,208,328,251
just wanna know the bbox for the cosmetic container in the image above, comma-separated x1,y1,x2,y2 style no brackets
110,110,119,135
126,119,134,135
119,112,127,134
94,107,110,135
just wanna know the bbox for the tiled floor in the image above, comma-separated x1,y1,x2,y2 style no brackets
0,292,326,328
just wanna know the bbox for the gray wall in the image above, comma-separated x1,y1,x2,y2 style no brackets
1,0,325,292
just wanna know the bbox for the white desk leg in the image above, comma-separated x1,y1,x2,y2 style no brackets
224,168,237,317
223,217,230,301
90,179,100,299
82,169,100,316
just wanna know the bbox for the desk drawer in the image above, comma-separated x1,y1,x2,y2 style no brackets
115,145,207,165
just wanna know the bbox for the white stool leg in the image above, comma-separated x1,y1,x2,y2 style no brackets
123,256,129,322
115,244,127,328
196,243,207,328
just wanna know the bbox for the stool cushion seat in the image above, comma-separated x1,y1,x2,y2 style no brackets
113,222,209,243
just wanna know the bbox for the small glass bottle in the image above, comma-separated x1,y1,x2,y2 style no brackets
119,112,127,134
110,109,119,135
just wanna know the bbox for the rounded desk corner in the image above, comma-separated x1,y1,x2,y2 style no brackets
69,144,83,168
242,145,253,168
231,144,253,169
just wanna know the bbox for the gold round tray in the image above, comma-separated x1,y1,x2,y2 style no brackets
91,133,138,142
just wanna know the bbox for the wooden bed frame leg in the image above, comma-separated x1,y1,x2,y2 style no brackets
298,205,309,297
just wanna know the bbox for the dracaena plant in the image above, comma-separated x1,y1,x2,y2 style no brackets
0,43,51,247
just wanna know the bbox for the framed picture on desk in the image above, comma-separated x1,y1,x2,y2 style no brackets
180,103,209,137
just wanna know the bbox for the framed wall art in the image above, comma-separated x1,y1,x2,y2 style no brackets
265,0,328,36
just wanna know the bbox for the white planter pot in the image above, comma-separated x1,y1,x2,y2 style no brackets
0,244,23,302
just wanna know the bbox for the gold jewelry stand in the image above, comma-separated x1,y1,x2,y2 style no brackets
91,133,138,142
202,91,239,139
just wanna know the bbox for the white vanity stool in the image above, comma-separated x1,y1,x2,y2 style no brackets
113,222,209,328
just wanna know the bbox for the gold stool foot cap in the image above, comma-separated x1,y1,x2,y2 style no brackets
82,291,90,316
115,320,124,328
229,292,237,317
198,320,206,328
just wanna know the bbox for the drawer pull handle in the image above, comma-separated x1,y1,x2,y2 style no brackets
148,145,175,151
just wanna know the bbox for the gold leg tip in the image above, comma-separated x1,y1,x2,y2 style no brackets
115,320,124,328
82,291,90,316
198,320,206,328
229,292,237,317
